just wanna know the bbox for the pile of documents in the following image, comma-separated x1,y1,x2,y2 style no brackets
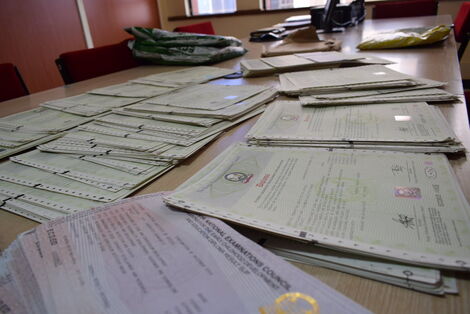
164,143,470,293
0,67,278,222
0,107,93,159
279,64,448,96
40,66,237,116
241,51,393,77
299,87,458,106
130,66,236,87
239,227,457,295
0,193,370,314
0,146,173,222
38,85,277,162
0,66,238,160
245,100,464,153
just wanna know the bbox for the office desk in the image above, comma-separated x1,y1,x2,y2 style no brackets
1,15,469,313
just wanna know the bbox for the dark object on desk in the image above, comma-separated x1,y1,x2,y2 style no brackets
223,71,244,79
0,63,29,102
310,0,365,33
454,2,470,60
126,27,246,65
250,28,286,42
55,39,139,84
258,32,284,41
173,21,216,35
372,0,438,19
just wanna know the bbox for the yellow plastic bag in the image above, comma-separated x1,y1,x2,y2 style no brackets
357,25,451,50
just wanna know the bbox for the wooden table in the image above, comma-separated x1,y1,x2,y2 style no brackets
1,15,469,313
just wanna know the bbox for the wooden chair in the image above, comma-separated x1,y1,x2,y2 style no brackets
464,91,470,126
454,2,470,60
55,39,139,84
0,63,29,102
173,22,216,35
372,0,438,19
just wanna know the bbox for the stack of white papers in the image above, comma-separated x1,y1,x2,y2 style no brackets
300,88,458,105
0,180,101,222
246,101,464,153
131,66,236,87
241,52,393,77
143,84,269,110
0,193,370,314
239,228,457,295
0,67,235,158
40,93,145,116
88,82,176,98
165,143,470,272
279,65,445,96
125,87,278,120
34,85,275,165
0,107,93,159
0,149,174,222
0,67,275,222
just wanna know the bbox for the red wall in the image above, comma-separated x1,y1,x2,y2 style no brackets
0,0,86,93
0,0,161,93
84,0,161,47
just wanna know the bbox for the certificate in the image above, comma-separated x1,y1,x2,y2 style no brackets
166,143,470,270
1,193,369,313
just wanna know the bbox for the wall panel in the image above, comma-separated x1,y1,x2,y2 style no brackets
83,0,161,47
0,0,86,93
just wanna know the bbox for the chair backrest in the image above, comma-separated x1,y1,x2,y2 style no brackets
455,3,470,60
454,2,470,43
56,39,139,84
372,0,438,19
465,90,470,126
173,22,216,35
0,63,29,102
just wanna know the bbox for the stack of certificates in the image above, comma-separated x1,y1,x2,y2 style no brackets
299,87,459,105
130,66,236,87
245,100,464,153
164,143,470,294
0,147,174,222
37,85,277,162
279,65,451,98
239,228,457,295
0,66,237,160
0,67,278,222
0,107,94,159
0,193,370,313
40,66,237,116
240,51,393,77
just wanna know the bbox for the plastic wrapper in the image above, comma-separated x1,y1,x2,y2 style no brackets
126,27,247,65
357,25,451,50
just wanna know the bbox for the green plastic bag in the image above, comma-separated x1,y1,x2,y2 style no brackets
126,27,247,65
357,25,451,50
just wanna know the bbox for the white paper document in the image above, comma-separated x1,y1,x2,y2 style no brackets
0,107,91,133
145,84,268,110
165,143,470,270
0,193,369,314
246,101,463,153
299,88,458,105
126,87,277,120
240,52,393,77
238,228,451,295
278,65,443,95
41,94,144,116
131,66,236,87
88,82,175,98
